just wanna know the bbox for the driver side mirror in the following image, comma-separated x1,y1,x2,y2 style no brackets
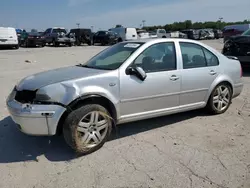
126,66,147,81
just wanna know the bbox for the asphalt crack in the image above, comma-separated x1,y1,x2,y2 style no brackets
132,135,229,188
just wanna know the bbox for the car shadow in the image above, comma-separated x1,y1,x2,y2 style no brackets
0,110,206,163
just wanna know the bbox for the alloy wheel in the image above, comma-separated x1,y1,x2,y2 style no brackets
212,85,230,112
77,111,109,148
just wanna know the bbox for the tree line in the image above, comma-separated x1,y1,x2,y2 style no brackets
143,20,250,31
116,19,250,31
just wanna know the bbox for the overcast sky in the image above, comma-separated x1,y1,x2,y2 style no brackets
0,0,249,31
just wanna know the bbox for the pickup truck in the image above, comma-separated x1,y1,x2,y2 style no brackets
43,27,75,47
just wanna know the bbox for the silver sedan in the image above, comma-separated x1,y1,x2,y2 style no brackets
6,38,243,154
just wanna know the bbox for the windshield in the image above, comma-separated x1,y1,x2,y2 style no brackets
242,29,250,36
53,29,67,34
79,42,144,70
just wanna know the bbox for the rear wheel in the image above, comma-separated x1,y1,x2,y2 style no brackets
118,38,122,42
63,104,113,155
206,83,232,114
53,40,59,47
75,40,81,46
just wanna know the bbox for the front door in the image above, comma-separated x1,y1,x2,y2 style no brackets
119,42,181,120
178,42,220,106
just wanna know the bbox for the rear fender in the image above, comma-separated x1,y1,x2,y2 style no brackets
205,74,233,103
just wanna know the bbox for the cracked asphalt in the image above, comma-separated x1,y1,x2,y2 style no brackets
0,40,250,188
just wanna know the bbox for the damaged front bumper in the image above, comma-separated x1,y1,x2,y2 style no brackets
6,89,66,136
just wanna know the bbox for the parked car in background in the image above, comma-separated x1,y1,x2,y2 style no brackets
223,24,250,43
154,29,171,38
213,29,223,39
148,31,158,38
197,29,209,40
222,28,250,69
92,30,118,45
16,28,23,44
20,31,45,47
170,31,188,38
204,29,215,39
109,27,138,42
43,27,75,47
137,29,150,39
0,27,19,49
69,28,92,46
6,38,243,154
181,29,200,40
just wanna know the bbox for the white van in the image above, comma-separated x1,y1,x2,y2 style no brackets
109,27,138,42
155,29,171,38
0,27,19,49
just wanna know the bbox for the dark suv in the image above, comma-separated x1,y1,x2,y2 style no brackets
69,28,92,46
222,29,250,69
181,29,199,40
43,27,75,47
92,31,118,45
222,24,250,43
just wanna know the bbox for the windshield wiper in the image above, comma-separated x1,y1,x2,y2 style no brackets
76,64,113,70
76,64,93,68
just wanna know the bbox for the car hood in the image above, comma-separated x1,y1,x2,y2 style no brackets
229,35,250,44
16,66,108,91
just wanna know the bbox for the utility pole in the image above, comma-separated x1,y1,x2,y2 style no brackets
76,23,80,28
142,20,146,28
218,17,223,29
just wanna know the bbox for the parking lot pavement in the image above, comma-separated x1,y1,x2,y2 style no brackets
0,40,250,188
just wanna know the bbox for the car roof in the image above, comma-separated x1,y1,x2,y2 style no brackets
122,38,199,44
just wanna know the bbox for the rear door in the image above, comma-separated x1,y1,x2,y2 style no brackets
44,28,52,43
178,42,220,106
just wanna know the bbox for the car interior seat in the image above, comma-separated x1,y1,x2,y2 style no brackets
162,54,176,70
192,55,206,67
142,56,154,72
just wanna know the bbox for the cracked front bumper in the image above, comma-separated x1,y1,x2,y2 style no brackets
6,93,66,136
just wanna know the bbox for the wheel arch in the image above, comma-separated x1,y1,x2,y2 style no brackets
56,94,117,135
205,76,233,103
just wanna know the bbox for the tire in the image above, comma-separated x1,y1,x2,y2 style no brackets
75,40,81,46
63,104,113,155
68,43,72,47
206,83,232,115
53,40,59,47
118,38,122,43
15,44,19,49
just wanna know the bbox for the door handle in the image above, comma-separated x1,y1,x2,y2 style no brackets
209,70,217,75
170,75,179,81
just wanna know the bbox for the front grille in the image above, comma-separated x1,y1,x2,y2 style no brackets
15,89,36,103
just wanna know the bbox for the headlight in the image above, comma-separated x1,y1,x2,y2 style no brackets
35,93,51,101
34,84,67,103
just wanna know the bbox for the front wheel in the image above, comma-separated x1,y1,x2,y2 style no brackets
63,104,113,155
206,83,232,114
